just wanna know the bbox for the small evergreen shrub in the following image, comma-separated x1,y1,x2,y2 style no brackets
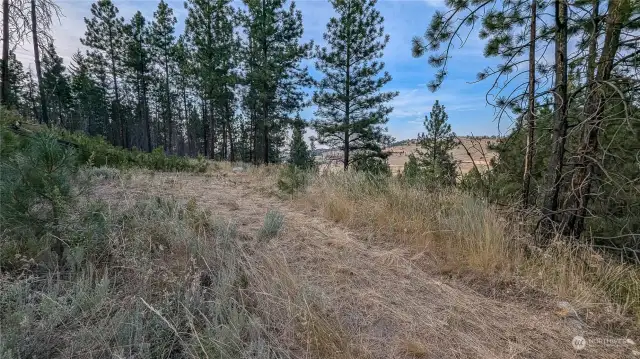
352,155,391,176
0,132,78,236
277,165,310,195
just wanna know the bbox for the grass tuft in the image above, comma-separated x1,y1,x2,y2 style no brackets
259,209,285,239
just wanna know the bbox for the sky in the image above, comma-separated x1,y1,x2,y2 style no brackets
12,0,517,141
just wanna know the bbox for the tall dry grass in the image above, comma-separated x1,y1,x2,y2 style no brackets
296,171,640,327
0,168,353,358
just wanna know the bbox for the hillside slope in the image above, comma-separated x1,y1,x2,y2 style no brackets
93,167,636,358
316,137,498,174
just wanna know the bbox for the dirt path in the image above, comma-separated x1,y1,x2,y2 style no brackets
98,170,633,358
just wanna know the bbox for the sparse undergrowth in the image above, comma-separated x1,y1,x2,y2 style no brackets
1,110,208,173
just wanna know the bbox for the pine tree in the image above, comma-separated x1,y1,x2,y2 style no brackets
0,51,28,112
82,0,126,147
42,42,72,128
241,0,311,164
313,0,397,171
123,11,152,152
288,115,313,169
402,153,420,181
414,100,457,185
150,0,176,153
185,0,238,159
69,51,108,135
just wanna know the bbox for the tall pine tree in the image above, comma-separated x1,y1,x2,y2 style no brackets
69,51,108,135
150,0,176,153
312,0,397,171
82,0,127,147
414,100,457,185
42,42,72,128
124,11,152,152
242,0,311,164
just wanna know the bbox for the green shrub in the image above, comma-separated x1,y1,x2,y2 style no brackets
0,132,78,235
277,165,310,195
0,109,27,158
352,155,391,176
55,129,208,173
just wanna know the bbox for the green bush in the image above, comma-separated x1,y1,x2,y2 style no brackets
0,108,27,158
56,129,208,173
0,132,78,236
352,155,391,176
277,165,310,195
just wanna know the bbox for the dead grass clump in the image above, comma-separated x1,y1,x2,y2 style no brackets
299,171,640,326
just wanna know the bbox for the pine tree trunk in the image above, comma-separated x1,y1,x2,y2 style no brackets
28,74,38,121
164,53,172,153
541,0,569,234
565,0,629,238
343,1,351,171
202,96,208,157
522,0,537,206
31,0,49,125
1,0,9,106
107,24,123,147
182,79,189,151
222,113,227,160
228,119,235,161
251,108,257,164
210,98,216,159
143,65,152,152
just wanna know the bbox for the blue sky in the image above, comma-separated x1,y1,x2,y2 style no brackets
14,0,515,140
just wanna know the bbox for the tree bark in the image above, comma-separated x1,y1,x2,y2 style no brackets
522,0,537,206
31,0,49,125
565,0,629,238
1,0,9,106
142,64,152,152
164,50,172,153
343,1,351,171
210,98,216,159
202,96,208,157
541,0,569,234
260,0,270,165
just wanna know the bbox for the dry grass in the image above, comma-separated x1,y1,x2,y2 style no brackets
297,171,640,330
0,169,356,359
103,165,639,358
